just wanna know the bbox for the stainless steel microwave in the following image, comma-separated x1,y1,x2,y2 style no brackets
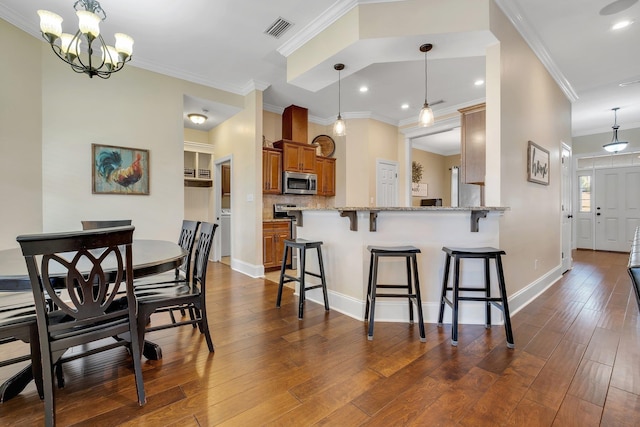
283,171,317,195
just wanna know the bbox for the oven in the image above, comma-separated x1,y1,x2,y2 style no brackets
273,203,299,270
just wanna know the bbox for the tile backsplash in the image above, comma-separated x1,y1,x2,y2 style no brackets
263,194,334,219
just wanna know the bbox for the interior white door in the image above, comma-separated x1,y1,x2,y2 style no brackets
576,170,594,249
376,160,398,207
561,146,572,272
595,166,640,252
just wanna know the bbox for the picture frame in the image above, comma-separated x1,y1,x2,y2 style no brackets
527,141,549,185
92,143,150,195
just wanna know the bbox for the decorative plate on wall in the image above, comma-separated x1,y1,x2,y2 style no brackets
312,135,336,157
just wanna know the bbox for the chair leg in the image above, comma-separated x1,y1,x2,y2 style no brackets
406,256,414,324
316,246,330,311
276,246,290,308
367,254,379,341
496,255,515,348
198,301,215,353
438,254,451,326
411,254,427,342
29,325,44,400
451,256,461,346
127,315,147,406
298,247,306,319
42,347,55,427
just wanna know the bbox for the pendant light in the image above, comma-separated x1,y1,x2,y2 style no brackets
333,63,346,137
603,107,628,153
418,43,434,127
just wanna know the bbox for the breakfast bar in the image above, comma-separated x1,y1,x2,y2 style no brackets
286,206,509,325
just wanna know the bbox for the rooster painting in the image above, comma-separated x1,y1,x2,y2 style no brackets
93,144,149,195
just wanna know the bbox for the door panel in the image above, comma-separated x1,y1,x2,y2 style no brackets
576,171,593,249
595,166,640,252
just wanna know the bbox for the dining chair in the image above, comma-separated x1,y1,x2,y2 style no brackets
81,219,132,230
133,220,200,322
0,293,43,402
17,226,146,427
135,222,218,354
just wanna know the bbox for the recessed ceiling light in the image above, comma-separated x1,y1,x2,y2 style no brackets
359,86,368,93
474,79,485,86
401,103,410,109
612,19,634,30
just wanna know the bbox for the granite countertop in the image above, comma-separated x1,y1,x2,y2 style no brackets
285,206,509,212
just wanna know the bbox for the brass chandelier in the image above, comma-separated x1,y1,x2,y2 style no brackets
37,0,134,79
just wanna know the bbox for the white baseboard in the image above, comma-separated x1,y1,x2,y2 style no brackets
231,258,264,278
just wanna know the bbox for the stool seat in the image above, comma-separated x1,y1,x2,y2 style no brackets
365,245,426,342
276,239,329,319
367,245,421,254
438,246,514,348
443,247,505,256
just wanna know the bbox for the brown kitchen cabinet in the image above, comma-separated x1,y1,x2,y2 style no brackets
459,103,486,185
262,148,282,194
263,221,291,270
273,140,316,173
315,156,336,196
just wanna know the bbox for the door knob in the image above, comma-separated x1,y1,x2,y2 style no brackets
596,213,601,216
567,215,573,218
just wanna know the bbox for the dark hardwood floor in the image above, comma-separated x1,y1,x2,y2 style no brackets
1,249,639,426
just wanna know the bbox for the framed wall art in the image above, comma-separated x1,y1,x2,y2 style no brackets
92,144,150,195
527,141,549,185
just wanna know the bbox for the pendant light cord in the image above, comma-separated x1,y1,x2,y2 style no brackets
338,68,342,115
424,50,428,104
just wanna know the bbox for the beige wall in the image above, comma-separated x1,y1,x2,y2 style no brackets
489,2,572,297
184,128,209,144
410,149,450,206
0,20,43,249
2,17,245,247
211,91,263,272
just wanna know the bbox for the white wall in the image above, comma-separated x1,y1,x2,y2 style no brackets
0,20,43,249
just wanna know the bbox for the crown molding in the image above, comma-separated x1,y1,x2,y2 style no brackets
494,0,578,103
397,97,486,128
277,0,358,58
241,80,271,95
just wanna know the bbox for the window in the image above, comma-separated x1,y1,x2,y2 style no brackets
579,175,591,212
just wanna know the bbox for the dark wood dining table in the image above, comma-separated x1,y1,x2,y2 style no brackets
0,239,187,401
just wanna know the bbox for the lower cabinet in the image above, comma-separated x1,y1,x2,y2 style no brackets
263,221,291,270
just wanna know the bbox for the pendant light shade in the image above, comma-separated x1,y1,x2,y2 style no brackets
333,63,346,136
603,107,628,153
418,43,434,127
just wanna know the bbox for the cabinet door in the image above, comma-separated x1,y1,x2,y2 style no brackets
263,231,277,268
262,149,282,194
299,145,317,173
323,158,336,196
281,144,302,172
459,103,486,185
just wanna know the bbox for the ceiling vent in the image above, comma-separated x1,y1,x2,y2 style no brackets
264,17,293,39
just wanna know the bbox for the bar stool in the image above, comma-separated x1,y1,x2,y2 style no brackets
365,246,426,342
437,247,514,348
276,239,330,319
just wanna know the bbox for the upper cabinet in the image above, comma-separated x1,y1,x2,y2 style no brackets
316,156,336,196
459,103,486,185
221,164,231,195
274,140,316,173
262,148,282,194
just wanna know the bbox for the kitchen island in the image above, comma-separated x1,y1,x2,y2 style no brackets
285,206,509,325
